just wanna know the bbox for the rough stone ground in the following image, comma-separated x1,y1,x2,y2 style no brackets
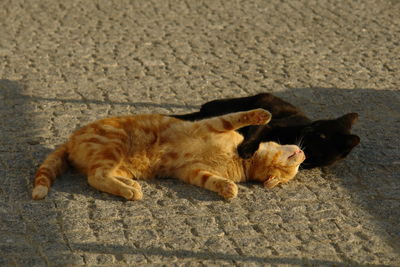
0,0,399,266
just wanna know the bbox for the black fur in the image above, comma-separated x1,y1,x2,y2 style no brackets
173,93,360,169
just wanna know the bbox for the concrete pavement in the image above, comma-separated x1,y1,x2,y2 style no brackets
0,0,399,265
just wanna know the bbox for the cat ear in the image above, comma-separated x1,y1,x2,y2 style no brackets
337,113,359,129
263,176,279,189
344,134,360,149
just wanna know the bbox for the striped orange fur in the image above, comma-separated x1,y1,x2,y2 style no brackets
32,109,305,200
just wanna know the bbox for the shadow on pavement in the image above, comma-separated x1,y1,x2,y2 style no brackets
70,242,392,267
1,79,398,264
273,87,400,252
1,79,68,265
9,94,199,110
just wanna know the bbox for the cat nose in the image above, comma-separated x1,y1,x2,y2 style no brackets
289,149,301,158
294,149,303,155
298,150,306,160
288,150,303,159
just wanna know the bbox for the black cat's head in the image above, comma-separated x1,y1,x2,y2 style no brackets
300,113,360,169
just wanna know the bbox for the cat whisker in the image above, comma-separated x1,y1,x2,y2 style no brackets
298,162,308,170
296,136,305,151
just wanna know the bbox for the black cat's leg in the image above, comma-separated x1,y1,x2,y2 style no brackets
171,111,211,121
199,93,301,117
195,109,271,134
173,93,304,122
200,94,264,115
171,94,267,122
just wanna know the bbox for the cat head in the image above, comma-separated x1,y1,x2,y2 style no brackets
299,113,360,169
251,141,306,188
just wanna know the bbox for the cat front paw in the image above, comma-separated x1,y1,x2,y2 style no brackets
263,177,281,189
218,181,238,200
246,109,272,125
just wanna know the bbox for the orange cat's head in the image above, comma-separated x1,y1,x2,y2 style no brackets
251,141,306,188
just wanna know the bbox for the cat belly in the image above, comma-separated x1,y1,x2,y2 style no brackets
66,115,166,178
157,131,245,182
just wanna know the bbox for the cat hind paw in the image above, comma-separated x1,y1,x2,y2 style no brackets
246,109,272,125
121,186,143,201
116,177,142,190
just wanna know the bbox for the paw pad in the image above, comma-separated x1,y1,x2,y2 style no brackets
251,109,271,124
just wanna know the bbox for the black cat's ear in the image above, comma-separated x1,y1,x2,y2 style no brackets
337,113,359,129
344,134,360,149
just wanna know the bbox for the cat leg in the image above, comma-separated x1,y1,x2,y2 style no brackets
177,168,238,199
172,94,266,121
195,109,271,134
87,164,143,200
199,93,301,120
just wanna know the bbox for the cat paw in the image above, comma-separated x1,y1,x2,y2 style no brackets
115,177,143,200
121,186,143,200
218,181,238,200
247,109,272,125
116,177,142,190
263,178,280,189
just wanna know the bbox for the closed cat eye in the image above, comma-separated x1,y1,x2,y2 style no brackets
320,133,327,139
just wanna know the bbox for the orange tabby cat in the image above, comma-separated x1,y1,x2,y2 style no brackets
32,109,305,200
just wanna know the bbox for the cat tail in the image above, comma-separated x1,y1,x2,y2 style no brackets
32,143,69,200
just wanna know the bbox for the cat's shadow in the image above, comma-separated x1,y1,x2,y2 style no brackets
33,147,231,203
53,170,225,202
148,179,224,202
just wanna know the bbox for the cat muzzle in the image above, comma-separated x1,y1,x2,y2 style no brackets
288,149,304,159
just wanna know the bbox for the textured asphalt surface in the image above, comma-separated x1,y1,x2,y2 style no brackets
1,0,399,266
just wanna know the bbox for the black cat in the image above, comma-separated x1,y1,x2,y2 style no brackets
173,93,360,169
